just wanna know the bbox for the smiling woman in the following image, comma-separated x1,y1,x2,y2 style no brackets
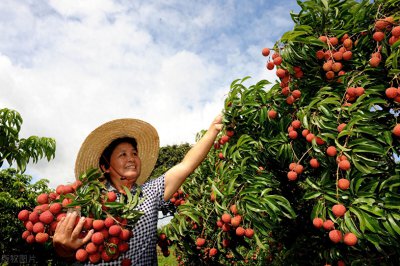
52,115,223,265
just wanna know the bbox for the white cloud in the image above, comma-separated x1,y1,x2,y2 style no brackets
0,0,297,188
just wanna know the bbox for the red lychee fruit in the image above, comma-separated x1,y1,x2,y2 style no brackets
355,87,365,96
209,248,218,257
18,210,30,221
89,253,101,264
310,158,320,168
329,229,342,243
22,230,31,240
119,229,131,241
273,56,282,66
236,227,245,236
216,219,223,228
245,228,254,238
293,164,304,174
332,204,346,217
196,238,206,247
29,211,40,223
262,48,270,57
306,133,315,142
292,90,301,99
92,220,104,231
302,129,309,137
392,124,400,137
109,224,122,236
342,50,352,60
338,178,350,190
37,193,49,204
49,203,62,215
222,223,231,232
222,238,230,247
104,217,115,228
287,171,298,181
268,109,277,119
26,235,35,244
85,242,98,254
291,120,301,129
338,159,351,171
343,232,358,246
337,123,347,132
33,222,45,233
91,232,105,245
326,146,337,157
221,213,231,224
373,31,385,42
39,210,54,224
323,220,335,231
392,26,400,37
386,87,398,99
288,130,298,139
218,152,225,159
230,204,238,215
75,248,88,262
35,232,49,244
230,216,241,228
107,191,117,202
312,217,323,229
267,61,275,70
369,56,381,67
118,241,129,253
276,68,286,79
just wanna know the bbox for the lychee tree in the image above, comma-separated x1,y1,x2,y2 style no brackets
163,0,400,265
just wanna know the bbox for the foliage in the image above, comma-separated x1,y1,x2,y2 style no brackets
150,144,192,217
0,108,56,172
0,108,57,263
163,0,400,265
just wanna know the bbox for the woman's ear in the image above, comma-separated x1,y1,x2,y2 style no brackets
100,164,109,173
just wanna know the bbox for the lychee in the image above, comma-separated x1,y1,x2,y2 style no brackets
221,213,231,224
35,232,49,244
329,229,342,243
343,232,358,246
313,218,323,229
75,248,88,262
332,204,346,217
18,210,29,221
196,238,206,247
338,178,350,190
326,146,337,157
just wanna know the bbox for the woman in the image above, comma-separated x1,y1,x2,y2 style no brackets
53,115,223,265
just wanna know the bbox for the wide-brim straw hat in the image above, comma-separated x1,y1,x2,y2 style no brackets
74,118,159,185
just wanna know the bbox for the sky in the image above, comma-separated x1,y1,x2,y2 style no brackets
0,0,300,188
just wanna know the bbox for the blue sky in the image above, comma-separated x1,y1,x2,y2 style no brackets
0,0,300,187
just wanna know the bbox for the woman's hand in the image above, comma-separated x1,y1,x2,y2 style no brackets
210,113,223,132
52,211,94,258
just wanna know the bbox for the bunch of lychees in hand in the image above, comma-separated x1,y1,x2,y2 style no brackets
17,168,143,265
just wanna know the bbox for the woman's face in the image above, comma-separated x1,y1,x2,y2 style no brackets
108,142,141,185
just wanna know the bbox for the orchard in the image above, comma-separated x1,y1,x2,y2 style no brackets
162,0,400,265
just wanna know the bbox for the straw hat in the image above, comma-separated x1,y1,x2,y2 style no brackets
74,118,159,185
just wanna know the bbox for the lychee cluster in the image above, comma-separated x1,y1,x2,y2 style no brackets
216,205,254,241
157,233,173,257
75,216,132,264
18,171,140,265
170,189,187,207
18,181,82,246
262,47,304,105
312,215,358,247
316,34,353,80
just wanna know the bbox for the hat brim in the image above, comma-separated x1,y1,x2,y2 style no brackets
74,118,159,185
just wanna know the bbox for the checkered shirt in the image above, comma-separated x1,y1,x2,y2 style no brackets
83,175,165,266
